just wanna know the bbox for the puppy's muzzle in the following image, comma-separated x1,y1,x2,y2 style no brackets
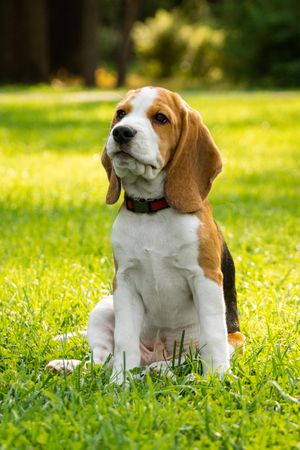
113,126,137,145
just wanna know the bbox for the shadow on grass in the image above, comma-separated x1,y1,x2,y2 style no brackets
216,169,298,213
0,166,298,217
2,96,300,155
0,199,118,265
0,169,298,232
0,101,116,153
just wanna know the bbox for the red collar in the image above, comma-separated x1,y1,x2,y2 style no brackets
125,194,170,214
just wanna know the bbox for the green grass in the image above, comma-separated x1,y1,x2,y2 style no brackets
0,86,299,449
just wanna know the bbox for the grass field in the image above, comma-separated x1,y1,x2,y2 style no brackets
0,86,299,449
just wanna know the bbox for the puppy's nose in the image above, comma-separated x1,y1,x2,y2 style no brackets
113,126,137,144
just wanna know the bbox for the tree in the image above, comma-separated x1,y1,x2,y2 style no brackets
0,0,49,83
116,0,143,87
216,0,300,87
0,0,100,85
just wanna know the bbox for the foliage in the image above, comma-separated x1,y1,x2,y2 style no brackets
132,9,224,83
131,0,300,87
180,24,224,82
216,0,300,87
98,25,121,67
133,10,187,78
0,87,299,448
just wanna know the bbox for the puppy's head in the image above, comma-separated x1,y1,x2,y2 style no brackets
102,87,222,213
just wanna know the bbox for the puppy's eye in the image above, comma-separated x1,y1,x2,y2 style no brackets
153,113,168,124
116,109,126,120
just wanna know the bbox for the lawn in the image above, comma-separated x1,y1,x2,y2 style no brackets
0,86,299,449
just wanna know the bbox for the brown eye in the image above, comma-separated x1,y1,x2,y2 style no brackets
117,109,126,120
153,113,168,124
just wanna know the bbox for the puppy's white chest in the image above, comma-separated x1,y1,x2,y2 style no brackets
112,208,202,328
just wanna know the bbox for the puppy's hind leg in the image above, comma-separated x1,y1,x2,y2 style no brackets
87,295,115,367
46,296,115,374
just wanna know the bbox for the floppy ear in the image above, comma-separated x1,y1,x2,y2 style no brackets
165,105,222,213
101,147,121,204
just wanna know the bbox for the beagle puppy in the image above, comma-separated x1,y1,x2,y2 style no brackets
86,87,245,384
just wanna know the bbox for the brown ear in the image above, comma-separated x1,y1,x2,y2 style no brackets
165,105,222,213
101,147,121,204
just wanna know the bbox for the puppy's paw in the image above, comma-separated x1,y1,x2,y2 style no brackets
46,359,82,374
202,359,230,378
142,360,175,380
91,348,114,368
110,368,143,386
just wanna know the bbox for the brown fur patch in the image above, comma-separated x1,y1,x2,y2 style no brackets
197,200,223,285
101,150,121,204
114,93,134,122
228,332,246,353
162,89,222,213
146,89,184,167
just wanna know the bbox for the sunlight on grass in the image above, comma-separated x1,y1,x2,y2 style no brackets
0,88,299,449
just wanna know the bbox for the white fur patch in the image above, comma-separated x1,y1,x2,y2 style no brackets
130,87,158,116
109,207,229,382
106,87,162,183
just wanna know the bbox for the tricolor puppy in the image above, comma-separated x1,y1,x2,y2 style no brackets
86,86,245,384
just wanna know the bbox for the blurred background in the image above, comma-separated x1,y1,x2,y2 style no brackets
1,0,299,90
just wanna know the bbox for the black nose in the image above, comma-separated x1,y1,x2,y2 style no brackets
113,126,137,144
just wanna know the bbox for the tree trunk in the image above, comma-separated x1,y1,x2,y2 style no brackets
48,0,82,76
0,0,49,83
26,0,49,81
81,0,99,86
0,1,15,82
116,0,142,87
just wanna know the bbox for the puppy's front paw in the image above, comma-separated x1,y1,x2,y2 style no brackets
110,369,127,385
142,360,175,380
202,359,230,378
46,359,81,374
